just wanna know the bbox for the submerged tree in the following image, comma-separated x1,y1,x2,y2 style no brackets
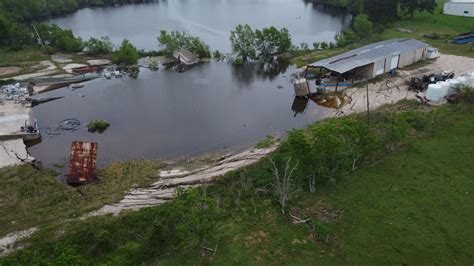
230,24,257,62
84,36,114,55
254,27,292,61
157,30,210,58
112,39,139,66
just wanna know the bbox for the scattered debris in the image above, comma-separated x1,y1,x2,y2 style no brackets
396,28,415,33
408,71,455,92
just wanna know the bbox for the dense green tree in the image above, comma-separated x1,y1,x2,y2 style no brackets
254,27,292,61
353,14,373,39
112,39,139,65
230,24,257,62
364,0,399,24
85,36,114,55
35,23,83,52
157,30,210,58
400,0,437,19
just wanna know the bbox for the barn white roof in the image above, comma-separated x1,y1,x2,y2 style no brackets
308,38,429,74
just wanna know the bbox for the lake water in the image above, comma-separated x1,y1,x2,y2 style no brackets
31,0,349,166
48,0,351,52
30,63,334,166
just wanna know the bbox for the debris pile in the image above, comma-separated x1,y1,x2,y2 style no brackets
0,83,30,103
408,71,455,92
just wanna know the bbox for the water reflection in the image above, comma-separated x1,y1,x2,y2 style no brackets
231,62,290,87
291,96,308,117
291,93,348,117
47,0,351,51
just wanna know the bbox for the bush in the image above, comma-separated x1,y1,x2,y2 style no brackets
87,119,110,133
230,24,257,62
85,36,114,55
35,23,83,52
353,14,373,39
112,39,139,66
157,30,211,58
256,135,275,149
213,50,222,59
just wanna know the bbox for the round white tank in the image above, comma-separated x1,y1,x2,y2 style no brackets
466,74,474,88
426,84,443,102
436,81,450,97
456,76,468,86
447,79,461,96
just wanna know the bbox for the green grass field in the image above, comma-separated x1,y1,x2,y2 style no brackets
3,95,474,264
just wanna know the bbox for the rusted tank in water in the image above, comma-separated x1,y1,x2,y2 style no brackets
67,141,98,185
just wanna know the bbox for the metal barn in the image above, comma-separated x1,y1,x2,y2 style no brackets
305,38,429,90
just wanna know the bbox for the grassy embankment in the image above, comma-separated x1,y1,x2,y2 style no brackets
0,46,91,80
291,0,473,67
0,161,164,237
2,91,474,264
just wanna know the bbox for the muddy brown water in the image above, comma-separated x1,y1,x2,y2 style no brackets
29,62,335,166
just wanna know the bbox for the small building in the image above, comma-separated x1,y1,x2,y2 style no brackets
305,38,429,90
444,0,474,17
173,48,199,65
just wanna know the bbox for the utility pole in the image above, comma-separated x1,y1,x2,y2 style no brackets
366,70,370,127
32,23,47,53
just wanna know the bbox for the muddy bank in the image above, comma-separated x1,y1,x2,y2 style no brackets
86,144,278,216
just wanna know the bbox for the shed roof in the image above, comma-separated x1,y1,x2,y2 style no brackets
173,48,199,65
308,38,429,74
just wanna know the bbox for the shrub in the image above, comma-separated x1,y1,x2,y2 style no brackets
35,23,83,52
157,30,211,58
85,36,114,55
213,50,222,59
230,24,256,62
112,39,139,66
87,119,110,133
353,14,373,39
256,135,275,149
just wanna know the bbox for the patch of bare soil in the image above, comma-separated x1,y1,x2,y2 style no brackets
0,67,21,77
337,54,474,116
0,227,37,257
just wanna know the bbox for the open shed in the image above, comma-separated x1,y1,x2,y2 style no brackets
305,38,429,90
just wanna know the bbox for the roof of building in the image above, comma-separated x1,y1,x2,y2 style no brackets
173,48,199,65
448,0,474,3
308,38,429,74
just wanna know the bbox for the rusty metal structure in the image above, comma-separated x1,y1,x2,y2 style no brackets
67,141,98,185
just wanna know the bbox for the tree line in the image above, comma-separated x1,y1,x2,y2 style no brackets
0,0,156,22
311,0,437,24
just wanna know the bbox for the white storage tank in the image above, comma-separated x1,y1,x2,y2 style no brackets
447,79,461,96
436,81,450,97
456,76,468,86
466,73,474,88
426,84,443,102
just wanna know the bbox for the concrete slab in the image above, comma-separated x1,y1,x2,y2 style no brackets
0,138,35,168
87,59,111,66
51,54,73,63
62,63,88,74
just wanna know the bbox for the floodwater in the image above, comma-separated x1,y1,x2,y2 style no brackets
29,62,334,166
48,0,351,52
32,0,351,166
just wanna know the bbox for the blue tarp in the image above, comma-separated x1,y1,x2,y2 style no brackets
453,37,474,44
